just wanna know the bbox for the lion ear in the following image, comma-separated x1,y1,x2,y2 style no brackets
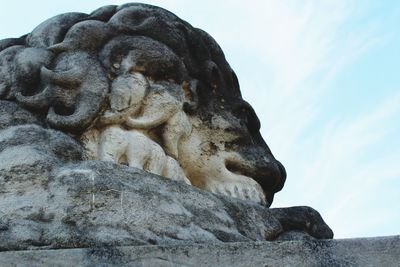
182,79,199,113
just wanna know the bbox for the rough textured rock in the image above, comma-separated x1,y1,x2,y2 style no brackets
0,100,332,249
0,3,335,255
0,158,332,251
0,236,399,267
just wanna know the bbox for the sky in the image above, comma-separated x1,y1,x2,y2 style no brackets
0,0,399,239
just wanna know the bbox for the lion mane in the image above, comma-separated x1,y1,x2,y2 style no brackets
0,3,240,132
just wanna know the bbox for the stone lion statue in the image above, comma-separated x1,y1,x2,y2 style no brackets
0,4,333,249
0,3,286,206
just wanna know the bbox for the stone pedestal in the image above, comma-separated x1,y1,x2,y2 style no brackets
0,236,398,267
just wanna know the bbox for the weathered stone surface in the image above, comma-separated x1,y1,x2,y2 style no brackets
0,236,399,267
0,3,335,256
0,101,43,130
0,100,332,249
0,3,288,206
0,158,332,251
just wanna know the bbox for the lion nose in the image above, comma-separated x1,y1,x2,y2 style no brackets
254,157,286,206
274,160,286,192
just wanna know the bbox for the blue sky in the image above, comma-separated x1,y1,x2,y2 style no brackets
0,0,399,238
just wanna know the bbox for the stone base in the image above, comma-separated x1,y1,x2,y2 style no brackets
0,236,398,266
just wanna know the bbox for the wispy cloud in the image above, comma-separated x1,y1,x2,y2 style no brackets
310,94,400,237
220,1,400,237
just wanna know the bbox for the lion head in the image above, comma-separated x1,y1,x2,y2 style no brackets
0,3,286,206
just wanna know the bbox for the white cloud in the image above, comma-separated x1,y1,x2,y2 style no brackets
310,94,400,237
225,1,400,238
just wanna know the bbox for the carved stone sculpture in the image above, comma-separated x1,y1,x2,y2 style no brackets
0,3,333,250
0,3,286,206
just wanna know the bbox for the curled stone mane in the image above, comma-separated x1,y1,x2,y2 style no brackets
0,3,240,132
